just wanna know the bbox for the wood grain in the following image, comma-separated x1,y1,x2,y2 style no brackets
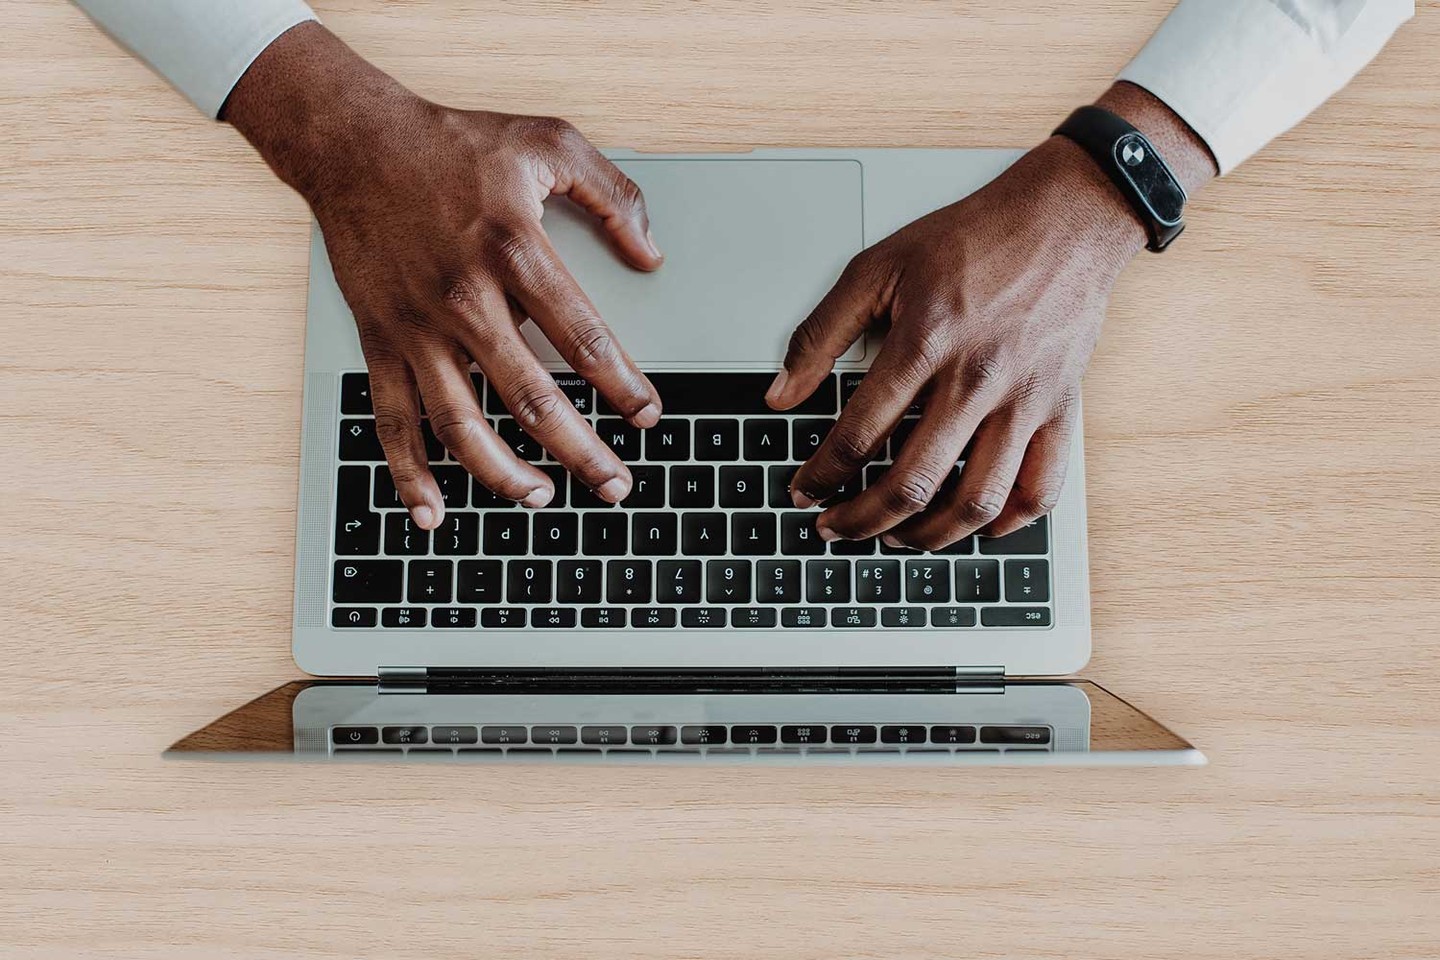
2,2,1437,957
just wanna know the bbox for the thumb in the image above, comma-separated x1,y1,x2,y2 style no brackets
767,251,887,410
554,136,663,272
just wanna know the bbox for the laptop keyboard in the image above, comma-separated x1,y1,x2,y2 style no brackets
330,371,1053,630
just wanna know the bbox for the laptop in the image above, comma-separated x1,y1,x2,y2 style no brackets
169,148,1203,765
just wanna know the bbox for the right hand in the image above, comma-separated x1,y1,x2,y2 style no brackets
225,24,664,529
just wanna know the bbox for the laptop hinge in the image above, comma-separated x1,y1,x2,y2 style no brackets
377,666,1004,694
954,665,1006,694
378,666,427,694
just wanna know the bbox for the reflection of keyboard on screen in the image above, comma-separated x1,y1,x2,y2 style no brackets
330,371,1053,631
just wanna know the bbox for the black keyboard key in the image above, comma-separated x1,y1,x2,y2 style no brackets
607,560,652,603
680,512,728,555
718,465,765,507
780,512,826,555
732,607,778,627
792,418,835,460
743,419,789,460
930,606,977,628
767,465,799,508
980,725,1051,745
407,560,453,603
581,606,626,628
596,418,641,461
780,725,825,744
931,535,974,556
706,560,752,603
630,606,677,627
730,513,776,555
432,606,478,628
880,725,925,745
833,606,878,627
430,726,479,745
457,559,503,603
806,560,851,603
339,419,384,461
480,607,525,628
430,465,469,508
841,373,925,415
429,512,476,555
856,560,901,602
480,725,527,745
780,606,826,628
472,475,517,508
530,607,577,628
420,419,445,461
381,606,427,628
602,373,837,415
581,725,627,745
829,536,876,556
332,726,379,745
340,373,373,414
831,724,877,744
582,512,628,554
669,465,714,507
332,607,377,628
384,513,430,556
981,606,1052,627
631,725,678,746
483,513,529,555
382,726,428,745
929,725,976,745
905,559,950,602
557,559,602,603
755,560,801,603
568,478,612,509
532,512,578,556
632,512,678,555
532,725,579,745
681,607,727,628
496,418,543,461
333,560,403,603
694,419,739,460
1004,559,1050,602
978,516,1049,555
335,466,380,555
681,725,727,745
645,419,690,461
954,560,1000,602
372,466,404,509
731,724,779,745
880,606,927,627
553,374,594,415
537,465,569,508
507,560,553,604
621,464,665,508
657,560,703,603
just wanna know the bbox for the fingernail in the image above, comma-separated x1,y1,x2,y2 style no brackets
816,523,839,543
765,368,789,405
881,534,902,548
645,228,662,260
521,486,552,509
597,476,631,503
791,488,817,508
413,505,436,529
632,402,661,429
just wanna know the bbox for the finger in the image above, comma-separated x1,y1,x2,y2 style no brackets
814,370,992,542
367,354,444,530
981,399,1077,538
551,129,663,271
889,408,1037,550
767,251,889,411
499,230,661,428
788,331,930,508
455,286,635,502
409,343,554,508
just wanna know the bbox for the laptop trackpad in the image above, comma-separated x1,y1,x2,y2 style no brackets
536,158,866,366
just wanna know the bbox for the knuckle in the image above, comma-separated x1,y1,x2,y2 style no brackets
567,452,617,485
611,175,645,215
437,275,482,311
1012,483,1061,518
964,352,1009,392
907,323,953,373
427,406,482,451
882,471,940,514
530,115,580,146
957,488,1008,527
828,425,877,466
562,324,621,376
786,318,825,360
508,385,567,431
373,412,417,452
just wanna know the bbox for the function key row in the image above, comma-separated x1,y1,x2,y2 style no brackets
332,723,1051,748
331,604,1051,629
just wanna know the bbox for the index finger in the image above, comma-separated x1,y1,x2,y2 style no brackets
500,230,662,429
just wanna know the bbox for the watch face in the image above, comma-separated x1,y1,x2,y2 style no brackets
1113,132,1185,226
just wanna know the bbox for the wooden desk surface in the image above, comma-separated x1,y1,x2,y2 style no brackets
3,2,1437,957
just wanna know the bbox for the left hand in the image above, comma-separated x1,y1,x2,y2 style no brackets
764,135,1146,548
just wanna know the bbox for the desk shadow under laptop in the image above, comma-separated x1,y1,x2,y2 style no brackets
169,149,1203,766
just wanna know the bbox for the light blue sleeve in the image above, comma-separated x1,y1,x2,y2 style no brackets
72,0,318,119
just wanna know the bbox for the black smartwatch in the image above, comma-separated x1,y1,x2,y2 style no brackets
1054,106,1187,253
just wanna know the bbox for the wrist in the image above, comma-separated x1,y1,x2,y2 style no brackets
223,22,422,204
1020,135,1150,271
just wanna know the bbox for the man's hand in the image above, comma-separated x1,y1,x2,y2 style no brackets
225,23,663,529
767,84,1215,548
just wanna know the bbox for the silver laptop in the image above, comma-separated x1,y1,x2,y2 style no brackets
170,149,1202,765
